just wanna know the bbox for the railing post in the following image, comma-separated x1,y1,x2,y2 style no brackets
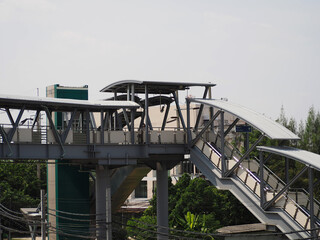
309,166,316,238
259,151,266,208
145,85,149,144
131,84,135,144
220,111,226,177
186,98,191,146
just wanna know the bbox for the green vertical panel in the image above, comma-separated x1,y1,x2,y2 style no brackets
53,85,90,240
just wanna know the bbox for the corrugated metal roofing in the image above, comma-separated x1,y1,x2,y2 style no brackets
257,146,320,171
100,80,216,94
191,99,299,140
0,94,139,111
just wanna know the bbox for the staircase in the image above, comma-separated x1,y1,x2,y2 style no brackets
190,136,318,239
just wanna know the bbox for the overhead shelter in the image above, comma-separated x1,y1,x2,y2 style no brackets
256,146,320,239
100,79,216,94
0,94,139,111
257,146,320,171
190,98,300,140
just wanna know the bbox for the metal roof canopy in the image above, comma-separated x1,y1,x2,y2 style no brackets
100,80,216,94
257,146,320,171
0,94,139,111
190,98,299,140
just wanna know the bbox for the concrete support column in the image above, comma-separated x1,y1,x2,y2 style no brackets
96,166,112,240
156,161,168,240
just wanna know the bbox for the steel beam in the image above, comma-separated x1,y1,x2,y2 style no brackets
186,99,191,145
224,118,239,136
5,108,14,126
8,106,25,142
263,165,308,210
61,109,77,143
0,143,188,160
131,84,135,144
161,104,170,131
260,151,266,207
220,111,226,177
194,87,209,131
172,91,186,131
44,106,65,158
190,110,221,147
145,85,149,144
225,134,265,177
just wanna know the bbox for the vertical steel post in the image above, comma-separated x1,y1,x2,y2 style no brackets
145,85,149,144
157,162,168,240
309,167,316,238
209,87,214,131
220,111,226,177
131,84,135,144
40,189,46,240
186,99,191,146
114,91,118,130
259,151,266,208
100,111,104,144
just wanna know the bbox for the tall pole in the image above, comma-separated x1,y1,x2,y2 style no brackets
40,189,46,240
157,162,168,240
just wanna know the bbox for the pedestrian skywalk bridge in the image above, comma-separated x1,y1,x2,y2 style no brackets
1,81,320,240
192,137,316,238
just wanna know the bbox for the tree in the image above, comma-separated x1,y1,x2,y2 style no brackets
0,161,46,211
126,174,257,239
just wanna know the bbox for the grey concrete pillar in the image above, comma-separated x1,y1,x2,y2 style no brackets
96,165,112,240
156,162,168,240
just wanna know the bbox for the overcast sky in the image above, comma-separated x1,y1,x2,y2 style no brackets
0,0,319,123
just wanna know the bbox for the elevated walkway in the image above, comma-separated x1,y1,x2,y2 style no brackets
1,81,319,240
187,98,319,239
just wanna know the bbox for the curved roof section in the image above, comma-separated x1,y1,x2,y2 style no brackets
191,99,299,140
100,80,216,94
0,94,139,111
257,146,320,171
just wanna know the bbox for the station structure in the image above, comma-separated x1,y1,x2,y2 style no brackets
0,80,320,239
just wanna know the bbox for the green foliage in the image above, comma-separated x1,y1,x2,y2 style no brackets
0,161,46,211
127,174,257,239
126,215,157,240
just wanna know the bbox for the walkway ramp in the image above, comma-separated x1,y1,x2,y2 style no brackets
190,137,316,239
188,98,319,239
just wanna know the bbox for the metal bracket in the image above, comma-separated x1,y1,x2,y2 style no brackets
225,134,265,177
0,125,13,157
43,106,65,158
194,87,209,131
190,110,221,147
263,165,308,210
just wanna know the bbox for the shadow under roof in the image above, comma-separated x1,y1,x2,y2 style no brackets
190,98,300,140
257,146,320,171
100,80,216,94
0,94,139,111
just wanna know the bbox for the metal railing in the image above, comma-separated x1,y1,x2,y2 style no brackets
195,136,320,235
0,124,187,145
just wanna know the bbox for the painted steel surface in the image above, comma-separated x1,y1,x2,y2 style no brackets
257,146,320,171
192,99,299,140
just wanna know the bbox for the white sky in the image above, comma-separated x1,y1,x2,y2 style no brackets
0,0,319,123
